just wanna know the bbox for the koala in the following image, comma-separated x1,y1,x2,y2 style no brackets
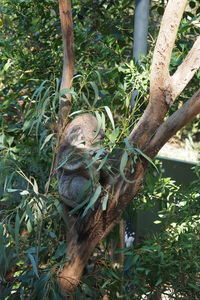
56,113,106,209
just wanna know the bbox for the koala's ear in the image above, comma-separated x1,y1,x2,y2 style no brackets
66,125,85,146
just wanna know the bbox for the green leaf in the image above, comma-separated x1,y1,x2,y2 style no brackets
155,278,162,286
95,70,102,86
53,242,66,259
94,111,103,139
108,128,120,143
81,92,91,108
120,151,134,183
69,194,90,215
135,148,158,172
82,185,102,217
28,253,39,278
33,178,39,195
59,88,77,98
104,106,115,130
86,148,105,169
102,194,109,211
6,135,14,147
33,273,50,298
124,138,137,154
90,81,99,106
3,59,13,72
97,153,108,171
40,133,54,150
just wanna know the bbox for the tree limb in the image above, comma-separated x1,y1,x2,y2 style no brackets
146,88,200,158
58,0,74,126
150,0,187,105
171,36,200,99
129,0,187,148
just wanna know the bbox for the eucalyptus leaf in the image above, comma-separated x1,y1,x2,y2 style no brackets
86,148,105,168
40,133,54,150
104,106,115,130
82,185,102,217
28,253,39,278
135,148,158,172
94,111,103,139
120,151,135,183
102,194,109,211
90,81,99,106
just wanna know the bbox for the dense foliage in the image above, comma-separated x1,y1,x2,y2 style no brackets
0,0,200,298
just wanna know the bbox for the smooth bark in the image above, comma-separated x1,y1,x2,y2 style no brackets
58,0,74,127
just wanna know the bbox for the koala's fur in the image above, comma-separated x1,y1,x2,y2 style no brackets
56,113,105,209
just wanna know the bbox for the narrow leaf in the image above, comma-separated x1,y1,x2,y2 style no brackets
124,138,137,154
81,92,91,108
59,88,77,98
40,133,54,150
69,198,89,215
95,70,102,86
33,178,39,195
102,194,109,211
90,81,99,106
28,253,39,278
94,111,103,138
135,148,158,172
104,106,115,129
120,151,135,183
97,153,108,171
82,185,102,217
86,148,105,169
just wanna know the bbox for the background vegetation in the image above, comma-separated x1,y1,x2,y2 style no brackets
0,0,200,298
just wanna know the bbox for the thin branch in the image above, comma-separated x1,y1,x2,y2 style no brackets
150,0,187,104
171,36,200,100
146,88,200,158
58,0,74,125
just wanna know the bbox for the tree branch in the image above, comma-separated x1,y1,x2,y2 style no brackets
58,0,74,126
129,0,187,149
150,0,187,105
171,36,200,99
146,88,200,158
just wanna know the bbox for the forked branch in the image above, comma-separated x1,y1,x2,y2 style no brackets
146,88,200,158
129,0,198,148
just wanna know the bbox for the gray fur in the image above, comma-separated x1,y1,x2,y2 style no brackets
57,113,104,208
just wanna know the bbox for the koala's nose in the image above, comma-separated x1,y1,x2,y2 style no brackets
98,129,105,139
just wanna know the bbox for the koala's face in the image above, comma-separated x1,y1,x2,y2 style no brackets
64,113,104,149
